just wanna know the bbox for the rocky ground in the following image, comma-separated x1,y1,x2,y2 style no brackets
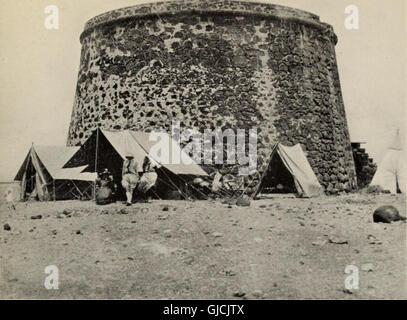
0,189,405,300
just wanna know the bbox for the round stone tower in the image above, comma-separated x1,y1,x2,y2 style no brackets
68,0,357,194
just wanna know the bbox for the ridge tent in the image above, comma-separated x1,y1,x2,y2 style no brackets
64,128,208,199
14,145,97,201
369,131,406,194
254,143,324,198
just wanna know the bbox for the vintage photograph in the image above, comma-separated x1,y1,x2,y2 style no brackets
0,0,405,301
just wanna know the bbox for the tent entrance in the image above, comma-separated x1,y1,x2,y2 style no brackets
19,149,52,201
24,159,37,197
257,152,297,194
253,143,324,198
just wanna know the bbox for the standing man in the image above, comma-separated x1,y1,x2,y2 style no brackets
4,187,16,211
121,154,139,206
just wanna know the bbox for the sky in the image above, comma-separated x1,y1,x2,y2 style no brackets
0,0,405,181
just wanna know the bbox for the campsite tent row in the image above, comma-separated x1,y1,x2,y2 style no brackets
14,129,208,201
15,128,326,200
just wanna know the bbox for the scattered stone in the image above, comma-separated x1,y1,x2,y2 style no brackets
62,209,72,216
131,220,137,224
212,232,223,238
361,263,374,272
162,205,169,211
254,237,263,243
224,269,237,276
367,234,382,245
252,290,264,298
184,256,195,265
52,230,57,235
312,239,327,246
328,235,348,245
233,291,246,298
120,208,128,215
127,257,134,261
343,288,353,295
158,214,169,220
163,229,172,238
76,230,82,235
3,224,11,231
31,215,42,220
373,205,406,223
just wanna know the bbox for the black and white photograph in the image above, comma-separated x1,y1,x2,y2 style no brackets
0,0,405,304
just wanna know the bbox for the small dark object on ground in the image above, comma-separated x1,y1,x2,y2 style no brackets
365,185,383,194
31,215,42,220
233,291,246,298
162,205,169,211
3,224,11,231
373,206,406,223
76,230,82,235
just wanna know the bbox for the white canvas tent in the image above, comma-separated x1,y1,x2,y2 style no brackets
97,129,207,176
255,143,324,198
63,128,207,199
14,145,97,201
370,131,406,194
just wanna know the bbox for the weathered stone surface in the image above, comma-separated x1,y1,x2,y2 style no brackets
67,0,357,194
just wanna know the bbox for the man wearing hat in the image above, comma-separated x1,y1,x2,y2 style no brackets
121,153,139,206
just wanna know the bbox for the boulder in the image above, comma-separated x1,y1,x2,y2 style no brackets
373,206,406,223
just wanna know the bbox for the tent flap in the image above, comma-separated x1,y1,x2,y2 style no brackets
100,129,207,176
259,143,324,198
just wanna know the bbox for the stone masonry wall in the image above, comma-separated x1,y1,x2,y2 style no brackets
67,0,357,194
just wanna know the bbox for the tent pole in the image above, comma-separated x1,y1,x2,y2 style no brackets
95,128,99,173
93,181,96,201
94,128,100,202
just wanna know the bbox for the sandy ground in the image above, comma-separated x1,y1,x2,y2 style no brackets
0,185,406,300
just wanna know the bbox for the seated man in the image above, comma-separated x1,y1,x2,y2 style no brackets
137,156,158,201
95,168,116,205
